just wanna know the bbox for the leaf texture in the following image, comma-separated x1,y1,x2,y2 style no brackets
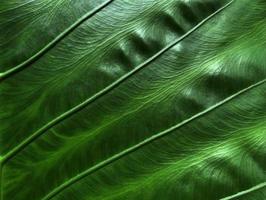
0,0,266,199
0,0,111,73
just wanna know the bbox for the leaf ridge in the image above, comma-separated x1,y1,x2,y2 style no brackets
220,182,266,200
1,0,234,164
0,0,115,82
41,78,266,200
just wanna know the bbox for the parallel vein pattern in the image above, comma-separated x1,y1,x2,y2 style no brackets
0,0,231,155
0,0,266,200
1,0,234,164
42,79,265,200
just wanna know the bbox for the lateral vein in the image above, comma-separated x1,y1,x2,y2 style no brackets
220,182,266,200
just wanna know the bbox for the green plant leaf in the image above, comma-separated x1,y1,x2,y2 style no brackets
0,0,265,199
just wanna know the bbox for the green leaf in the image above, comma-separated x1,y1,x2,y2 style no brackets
0,0,265,199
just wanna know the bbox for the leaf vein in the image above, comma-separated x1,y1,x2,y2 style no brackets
220,182,266,200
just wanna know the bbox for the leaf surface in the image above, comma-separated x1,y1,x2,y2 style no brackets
0,0,265,199
0,0,111,73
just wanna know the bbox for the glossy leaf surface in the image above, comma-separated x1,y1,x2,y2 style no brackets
0,0,265,199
